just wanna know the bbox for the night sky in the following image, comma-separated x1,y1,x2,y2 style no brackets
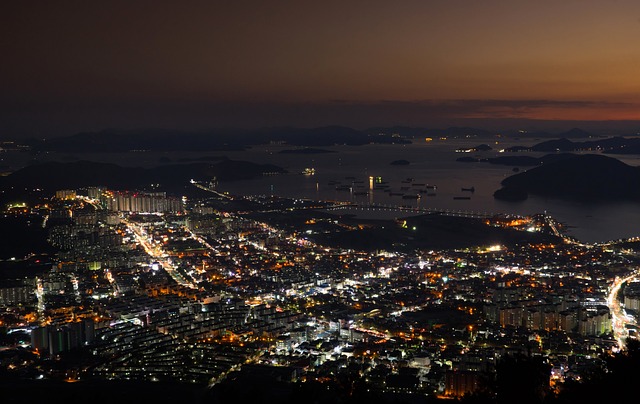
2,1,640,138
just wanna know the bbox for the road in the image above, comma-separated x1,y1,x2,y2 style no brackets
608,270,639,351
122,217,196,288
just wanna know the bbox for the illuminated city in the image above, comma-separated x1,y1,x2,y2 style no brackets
2,170,640,402
3,2,640,403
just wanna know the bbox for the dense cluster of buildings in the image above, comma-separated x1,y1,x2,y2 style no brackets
1,187,639,400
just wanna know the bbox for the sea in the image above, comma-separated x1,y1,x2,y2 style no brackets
2,136,640,245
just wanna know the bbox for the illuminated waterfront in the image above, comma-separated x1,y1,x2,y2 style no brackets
4,138,640,245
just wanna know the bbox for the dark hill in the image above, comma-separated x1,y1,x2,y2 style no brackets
504,136,640,153
364,126,495,138
0,160,286,195
559,127,592,138
531,136,635,152
504,127,593,139
26,126,409,152
531,138,576,152
474,143,493,151
494,154,640,201
301,213,562,252
28,128,253,152
270,125,371,145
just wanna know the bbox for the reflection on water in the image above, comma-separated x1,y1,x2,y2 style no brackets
4,138,640,244
217,142,640,244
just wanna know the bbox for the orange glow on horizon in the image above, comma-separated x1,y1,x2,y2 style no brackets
461,103,640,122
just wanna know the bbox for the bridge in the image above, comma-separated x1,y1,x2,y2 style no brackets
191,179,233,200
325,202,495,219
191,187,640,246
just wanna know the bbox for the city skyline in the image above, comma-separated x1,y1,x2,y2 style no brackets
3,1,640,138
4,3,640,401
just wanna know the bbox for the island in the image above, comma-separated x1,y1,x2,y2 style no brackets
493,154,640,201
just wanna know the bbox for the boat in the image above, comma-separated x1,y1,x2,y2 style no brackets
389,192,404,196
402,194,421,199
302,167,316,175
461,186,475,192
453,196,471,200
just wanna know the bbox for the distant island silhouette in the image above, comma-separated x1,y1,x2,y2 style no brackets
23,126,410,152
503,135,640,154
493,154,640,202
16,125,640,153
